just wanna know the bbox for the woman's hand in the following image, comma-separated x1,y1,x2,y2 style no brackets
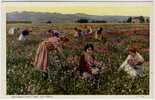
92,68,99,75
128,59,136,66
56,46,66,59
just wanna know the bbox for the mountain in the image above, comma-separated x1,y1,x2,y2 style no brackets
6,11,138,23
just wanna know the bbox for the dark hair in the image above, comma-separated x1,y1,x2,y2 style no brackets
74,27,82,33
84,43,94,51
99,27,103,31
128,45,137,53
74,27,78,31
48,29,52,33
60,36,69,42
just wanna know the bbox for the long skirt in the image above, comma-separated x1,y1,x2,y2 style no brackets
8,28,15,35
124,64,143,78
34,42,48,72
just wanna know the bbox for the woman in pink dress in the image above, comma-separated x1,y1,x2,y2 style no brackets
34,34,65,72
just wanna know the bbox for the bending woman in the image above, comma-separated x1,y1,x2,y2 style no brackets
34,34,65,72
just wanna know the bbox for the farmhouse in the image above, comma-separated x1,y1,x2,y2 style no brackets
131,17,149,23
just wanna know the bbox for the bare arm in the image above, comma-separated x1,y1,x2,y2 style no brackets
56,46,66,59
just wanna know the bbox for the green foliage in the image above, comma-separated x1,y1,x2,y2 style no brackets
77,19,89,23
127,17,132,23
139,16,145,23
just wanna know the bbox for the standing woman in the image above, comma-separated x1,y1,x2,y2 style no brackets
74,27,84,43
118,46,145,79
95,27,103,40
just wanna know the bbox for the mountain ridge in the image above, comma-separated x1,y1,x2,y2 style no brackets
7,11,149,23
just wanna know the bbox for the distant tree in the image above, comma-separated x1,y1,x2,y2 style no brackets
123,21,126,23
92,20,107,23
139,16,145,23
91,20,95,23
47,21,52,24
146,18,149,23
7,21,32,24
77,19,88,23
127,17,132,23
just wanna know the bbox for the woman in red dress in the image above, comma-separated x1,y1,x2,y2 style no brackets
79,43,101,79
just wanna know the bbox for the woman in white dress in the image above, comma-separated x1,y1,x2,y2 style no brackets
118,46,144,79
18,29,31,41
8,27,20,35
8,27,16,35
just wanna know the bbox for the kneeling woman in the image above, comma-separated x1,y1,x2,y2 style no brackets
118,46,144,79
79,43,101,79
34,34,66,72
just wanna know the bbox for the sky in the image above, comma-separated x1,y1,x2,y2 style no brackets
3,2,153,16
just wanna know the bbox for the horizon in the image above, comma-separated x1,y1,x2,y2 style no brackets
4,2,152,16
6,11,150,17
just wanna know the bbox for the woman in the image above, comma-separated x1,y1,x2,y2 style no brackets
84,26,93,36
18,28,32,41
34,34,65,72
95,27,103,40
118,46,144,79
8,27,16,35
74,27,83,38
79,43,101,79
74,27,84,43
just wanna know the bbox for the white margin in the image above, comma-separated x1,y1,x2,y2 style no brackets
1,0,7,98
0,0,154,99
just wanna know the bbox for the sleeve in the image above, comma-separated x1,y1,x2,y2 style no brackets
136,53,144,62
118,55,130,70
93,59,101,66
74,32,78,37
89,28,93,33
85,65,92,74
84,55,92,74
95,31,98,39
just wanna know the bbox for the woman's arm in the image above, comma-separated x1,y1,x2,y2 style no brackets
84,54,93,74
56,46,66,59
118,55,130,71
93,60,102,67
135,53,144,65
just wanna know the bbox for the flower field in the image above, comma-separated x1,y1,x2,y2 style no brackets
6,23,149,95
